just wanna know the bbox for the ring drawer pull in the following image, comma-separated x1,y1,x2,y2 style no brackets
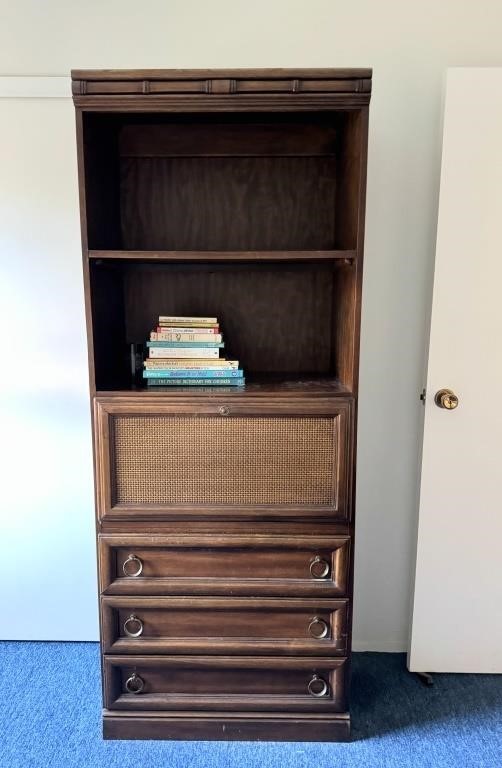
123,614,144,638
309,556,330,579
218,405,230,416
308,616,329,639
122,554,143,577
308,675,329,698
125,673,144,694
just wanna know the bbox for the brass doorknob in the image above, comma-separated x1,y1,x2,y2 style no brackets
435,389,459,410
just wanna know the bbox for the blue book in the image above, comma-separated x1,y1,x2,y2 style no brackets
143,368,244,379
147,341,224,348
146,378,245,387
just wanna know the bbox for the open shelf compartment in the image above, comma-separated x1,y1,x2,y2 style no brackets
89,258,358,394
82,111,364,253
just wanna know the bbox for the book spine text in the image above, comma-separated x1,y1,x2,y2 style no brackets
143,368,243,379
147,378,245,386
151,332,222,342
148,348,221,358
147,341,224,349
159,316,217,325
144,359,239,369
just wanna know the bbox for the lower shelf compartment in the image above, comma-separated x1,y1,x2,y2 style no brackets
103,709,351,741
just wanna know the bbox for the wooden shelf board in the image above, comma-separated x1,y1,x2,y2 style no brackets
88,249,356,263
95,374,352,399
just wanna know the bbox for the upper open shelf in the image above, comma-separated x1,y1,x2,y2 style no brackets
82,111,363,252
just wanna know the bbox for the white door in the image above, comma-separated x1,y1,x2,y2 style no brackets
408,69,502,673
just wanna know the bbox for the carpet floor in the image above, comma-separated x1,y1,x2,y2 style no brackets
1,643,500,768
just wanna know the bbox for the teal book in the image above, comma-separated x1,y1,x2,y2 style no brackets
147,377,245,387
147,341,224,348
143,368,243,379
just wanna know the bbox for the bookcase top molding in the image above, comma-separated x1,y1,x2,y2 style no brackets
71,68,372,109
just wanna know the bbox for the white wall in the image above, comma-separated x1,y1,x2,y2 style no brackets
0,93,97,639
1,0,502,648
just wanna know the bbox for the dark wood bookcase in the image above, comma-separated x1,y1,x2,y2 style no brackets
73,68,371,741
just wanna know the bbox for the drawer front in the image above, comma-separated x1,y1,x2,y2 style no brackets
104,655,347,712
101,597,348,655
94,397,351,521
99,535,350,597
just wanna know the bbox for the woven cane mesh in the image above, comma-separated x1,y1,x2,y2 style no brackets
112,416,337,506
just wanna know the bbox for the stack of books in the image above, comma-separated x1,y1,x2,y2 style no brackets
143,315,245,387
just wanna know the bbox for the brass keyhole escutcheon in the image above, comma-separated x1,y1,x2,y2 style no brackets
435,389,459,410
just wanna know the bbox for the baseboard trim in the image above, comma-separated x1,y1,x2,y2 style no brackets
103,710,351,742
353,641,407,652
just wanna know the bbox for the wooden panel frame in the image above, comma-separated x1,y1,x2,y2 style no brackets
103,654,348,713
98,533,350,597
100,596,348,656
94,395,352,522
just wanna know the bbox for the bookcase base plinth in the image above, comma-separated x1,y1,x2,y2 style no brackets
102,710,351,742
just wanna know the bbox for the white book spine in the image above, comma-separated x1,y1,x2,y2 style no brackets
157,327,217,335
149,347,220,359
159,316,217,324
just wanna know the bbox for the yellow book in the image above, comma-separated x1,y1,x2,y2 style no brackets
144,358,239,369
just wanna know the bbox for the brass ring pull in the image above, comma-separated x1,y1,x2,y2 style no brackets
308,617,329,639
122,554,143,577
125,673,144,694
307,675,329,698
218,405,230,416
123,614,144,638
310,556,330,579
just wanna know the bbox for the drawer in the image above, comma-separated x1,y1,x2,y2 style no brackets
99,535,350,597
94,396,351,522
101,596,348,655
103,655,347,712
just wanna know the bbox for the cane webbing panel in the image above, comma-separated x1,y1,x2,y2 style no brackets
112,416,337,506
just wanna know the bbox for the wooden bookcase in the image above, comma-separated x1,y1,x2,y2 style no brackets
72,68,371,742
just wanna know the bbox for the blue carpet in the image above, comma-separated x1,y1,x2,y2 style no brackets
1,642,500,768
